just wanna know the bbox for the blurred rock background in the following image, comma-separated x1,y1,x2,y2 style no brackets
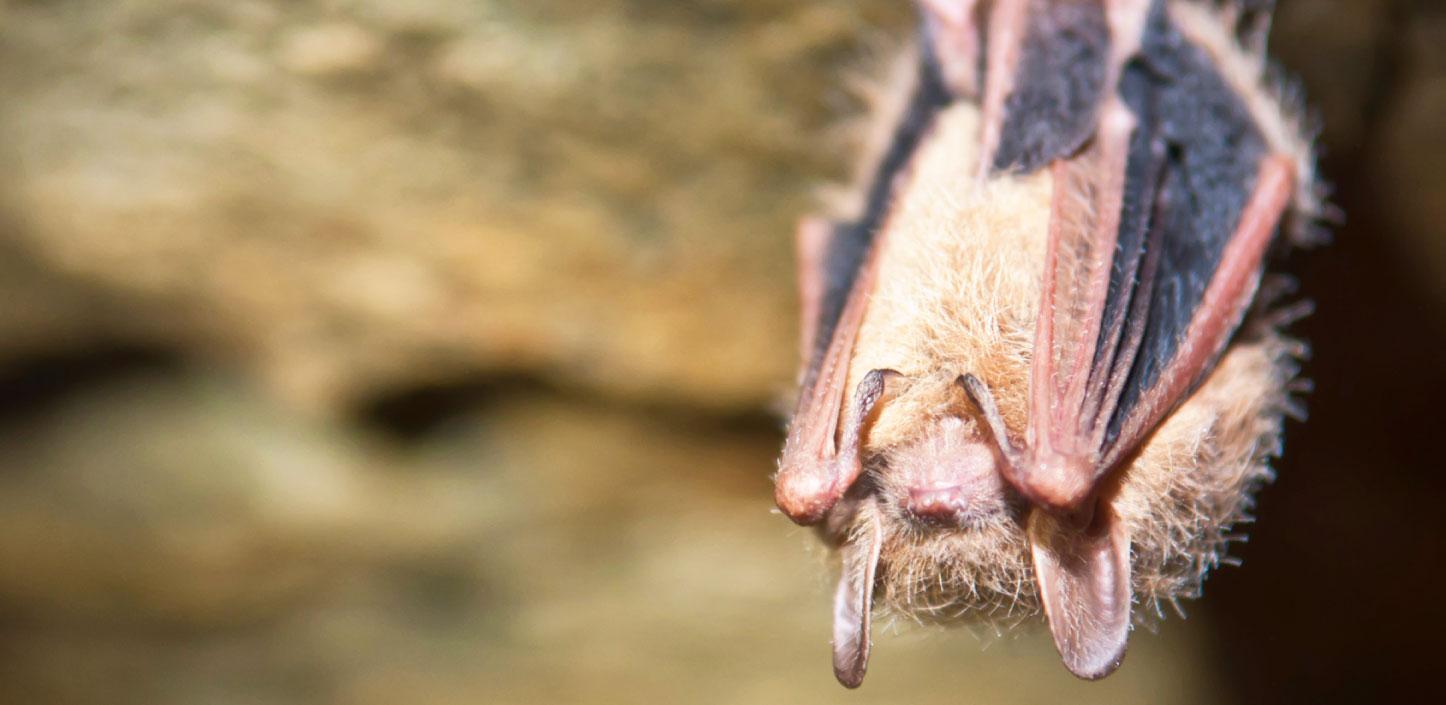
0,1,1440,703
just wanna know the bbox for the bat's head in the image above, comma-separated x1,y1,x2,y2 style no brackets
816,380,1037,687
816,374,1036,630
831,371,1023,533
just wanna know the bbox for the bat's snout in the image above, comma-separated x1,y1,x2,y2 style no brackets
889,416,1011,527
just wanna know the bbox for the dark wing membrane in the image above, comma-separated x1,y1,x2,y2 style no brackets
1075,67,1166,450
989,0,1111,173
1099,3,1271,452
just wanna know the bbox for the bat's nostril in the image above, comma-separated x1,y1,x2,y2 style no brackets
904,485,972,524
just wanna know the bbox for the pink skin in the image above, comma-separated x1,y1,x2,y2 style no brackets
882,416,1010,527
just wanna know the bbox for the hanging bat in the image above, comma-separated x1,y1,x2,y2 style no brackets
775,0,1322,686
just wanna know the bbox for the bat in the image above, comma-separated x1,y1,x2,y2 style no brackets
774,0,1322,686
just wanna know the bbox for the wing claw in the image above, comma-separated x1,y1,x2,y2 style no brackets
777,369,899,525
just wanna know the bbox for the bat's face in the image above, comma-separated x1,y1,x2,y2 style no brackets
818,373,1038,627
877,414,1009,530
862,396,1012,534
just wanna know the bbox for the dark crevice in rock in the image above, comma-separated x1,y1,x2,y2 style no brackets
350,373,545,442
351,370,783,444
0,343,183,429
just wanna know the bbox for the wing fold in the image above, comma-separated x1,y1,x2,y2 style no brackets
959,0,1299,679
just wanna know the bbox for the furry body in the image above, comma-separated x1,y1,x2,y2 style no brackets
775,0,1318,685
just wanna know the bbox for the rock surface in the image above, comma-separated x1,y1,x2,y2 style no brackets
0,0,914,412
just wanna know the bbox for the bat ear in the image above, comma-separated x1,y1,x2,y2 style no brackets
832,507,884,688
1028,503,1132,680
